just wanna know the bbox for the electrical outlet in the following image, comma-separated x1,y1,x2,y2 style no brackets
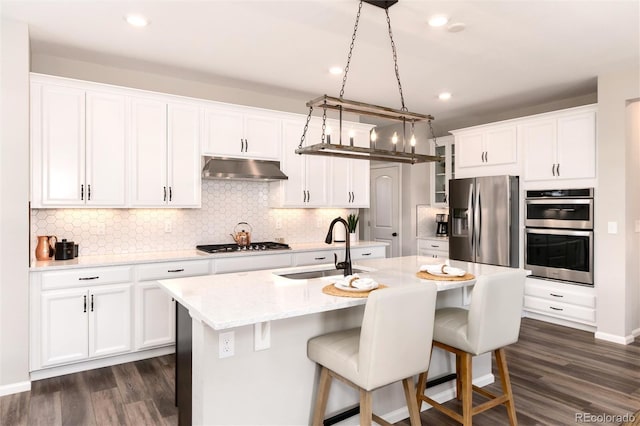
96,223,106,235
275,219,282,229
607,221,618,234
219,331,234,358
164,220,172,233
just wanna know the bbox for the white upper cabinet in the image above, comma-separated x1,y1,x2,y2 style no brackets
456,125,517,168
522,107,596,181
130,98,201,207
329,124,373,208
202,106,281,160
429,135,455,207
31,79,127,207
271,118,329,207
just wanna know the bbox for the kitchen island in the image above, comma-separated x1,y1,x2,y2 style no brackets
159,255,527,425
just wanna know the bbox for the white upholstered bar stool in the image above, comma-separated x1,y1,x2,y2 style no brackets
307,284,438,426
416,270,527,426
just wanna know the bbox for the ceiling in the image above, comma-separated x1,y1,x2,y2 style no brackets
2,0,639,126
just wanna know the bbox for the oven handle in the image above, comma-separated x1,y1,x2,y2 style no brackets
525,199,592,205
525,228,593,237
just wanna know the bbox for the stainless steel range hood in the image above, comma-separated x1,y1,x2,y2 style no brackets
201,157,288,181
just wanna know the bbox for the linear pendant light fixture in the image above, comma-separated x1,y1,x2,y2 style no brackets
296,0,442,165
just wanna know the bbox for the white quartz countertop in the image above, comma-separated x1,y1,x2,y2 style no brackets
29,240,387,271
158,255,528,331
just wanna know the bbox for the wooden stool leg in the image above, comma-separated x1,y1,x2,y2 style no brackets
359,389,373,426
455,353,462,401
495,348,518,426
416,371,428,407
460,352,473,426
402,378,422,426
312,367,332,426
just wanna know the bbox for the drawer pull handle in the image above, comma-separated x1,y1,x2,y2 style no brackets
83,295,87,313
168,269,185,273
91,294,94,312
314,257,326,260
550,306,563,311
549,293,563,298
362,253,372,256
430,245,439,248
79,276,99,281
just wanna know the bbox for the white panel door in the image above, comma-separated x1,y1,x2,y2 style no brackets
522,119,557,181
130,97,168,206
370,166,400,258
89,284,132,358
85,91,127,206
40,84,86,206
556,111,596,179
41,288,89,367
244,114,281,160
135,282,175,349
168,103,201,207
456,132,484,168
485,126,517,165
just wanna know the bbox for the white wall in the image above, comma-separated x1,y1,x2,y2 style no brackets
0,17,31,394
625,100,640,335
595,67,640,343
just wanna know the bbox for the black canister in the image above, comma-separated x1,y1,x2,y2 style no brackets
55,239,75,260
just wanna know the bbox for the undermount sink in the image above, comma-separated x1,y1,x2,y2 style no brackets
276,268,367,280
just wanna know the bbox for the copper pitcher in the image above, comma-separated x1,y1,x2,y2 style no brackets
35,235,57,260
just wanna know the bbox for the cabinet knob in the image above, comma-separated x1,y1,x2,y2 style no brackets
392,232,398,237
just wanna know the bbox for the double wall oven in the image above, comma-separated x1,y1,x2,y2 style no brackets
524,188,594,286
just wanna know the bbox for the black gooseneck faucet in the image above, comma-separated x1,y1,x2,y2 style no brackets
325,217,353,277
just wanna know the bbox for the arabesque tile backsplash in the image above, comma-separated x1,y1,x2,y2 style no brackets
31,180,353,256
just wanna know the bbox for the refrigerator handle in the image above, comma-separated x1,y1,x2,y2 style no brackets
477,188,482,259
467,183,474,255
474,183,481,260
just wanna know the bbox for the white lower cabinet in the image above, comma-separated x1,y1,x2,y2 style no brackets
523,277,596,327
39,283,132,368
135,260,211,350
417,238,449,259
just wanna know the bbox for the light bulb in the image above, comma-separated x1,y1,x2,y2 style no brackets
392,132,398,145
370,129,377,142
410,134,416,147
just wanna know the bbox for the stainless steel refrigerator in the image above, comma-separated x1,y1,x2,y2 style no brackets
449,175,519,267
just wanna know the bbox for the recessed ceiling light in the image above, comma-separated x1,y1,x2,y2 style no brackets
125,14,149,28
447,22,466,33
428,15,449,27
329,66,343,75
438,92,452,101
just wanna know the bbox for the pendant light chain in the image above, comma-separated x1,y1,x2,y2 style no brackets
385,8,407,112
298,106,314,150
339,1,363,99
428,120,439,147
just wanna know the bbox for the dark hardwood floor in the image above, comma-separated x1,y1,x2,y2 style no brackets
1,318,639,425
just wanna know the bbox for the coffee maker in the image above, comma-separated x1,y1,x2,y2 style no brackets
436,213,449,237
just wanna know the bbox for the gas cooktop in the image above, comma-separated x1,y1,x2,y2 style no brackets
196,241,291,254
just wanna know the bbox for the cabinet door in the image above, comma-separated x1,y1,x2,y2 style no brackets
202,107,244,157
130,97,168,206
522,119,557,181
347,128,370,208
303,121,330,207
135,282,175,349
244,114,281,160
40,84,86,206
168,103,201,207
86,91,127,206
456,132,484,168
485,126,517,165
277,119,307,206
556,111,596,179
89,284,132,358
331,155,351,206
41,288,89,367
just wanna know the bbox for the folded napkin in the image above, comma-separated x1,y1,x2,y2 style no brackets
335,274,378,290
419,264,466,277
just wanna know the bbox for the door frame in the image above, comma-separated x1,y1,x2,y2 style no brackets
362,163,402,257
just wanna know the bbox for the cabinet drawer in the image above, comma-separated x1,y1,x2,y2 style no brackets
525,283,595,308
294,251,334,266
524,296,595,324
137,260,210,281
41,267,133,290
215,253,293,273
351,246,385,260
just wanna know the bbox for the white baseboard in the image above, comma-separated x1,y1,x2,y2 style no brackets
632,327,640,339
594,331,635,345
0,381,31,397
380,373,495,424
30,346,174,381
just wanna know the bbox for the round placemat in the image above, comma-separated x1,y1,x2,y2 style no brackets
322,283,388,298
416,271,476,281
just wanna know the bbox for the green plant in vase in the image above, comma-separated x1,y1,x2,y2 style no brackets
347,213,359,237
